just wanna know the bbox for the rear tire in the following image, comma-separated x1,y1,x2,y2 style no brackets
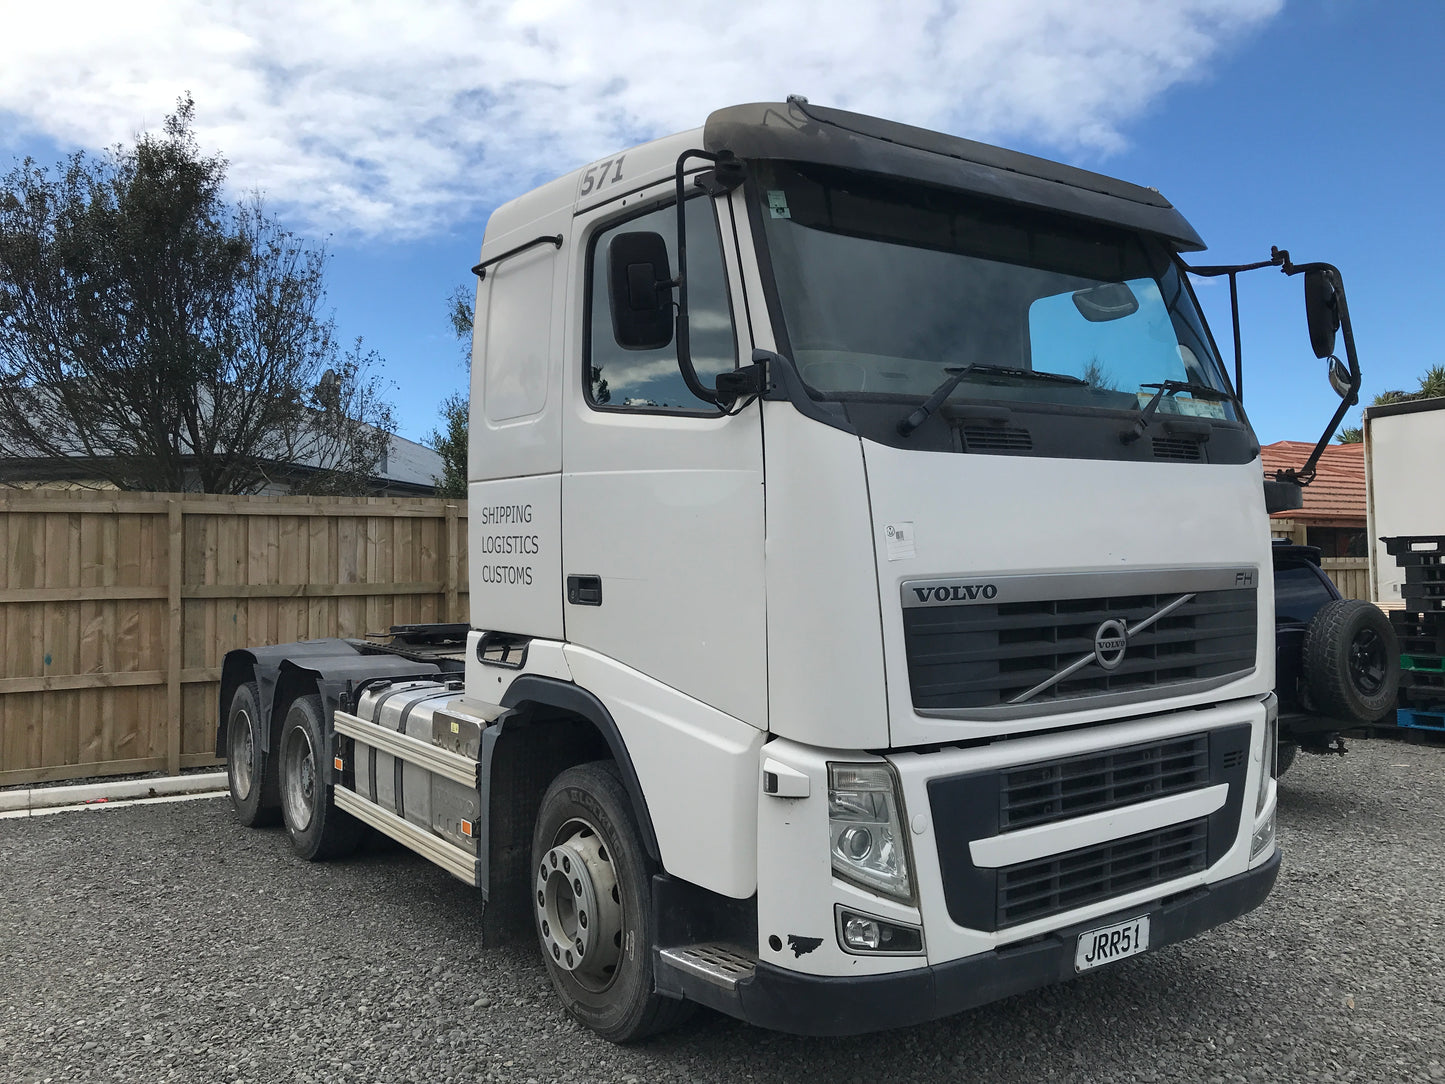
278,693,363,861
531,761,693,1043
1303,599,1399,723
226,681,280,827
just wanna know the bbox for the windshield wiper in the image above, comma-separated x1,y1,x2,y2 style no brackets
1121,380,1233,444
896,365,1086,437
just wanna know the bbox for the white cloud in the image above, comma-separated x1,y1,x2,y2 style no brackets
0,0,1281,238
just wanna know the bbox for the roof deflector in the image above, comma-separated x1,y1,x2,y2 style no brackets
702,100,1206,251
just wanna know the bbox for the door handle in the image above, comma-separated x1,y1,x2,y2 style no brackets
566,575,603,606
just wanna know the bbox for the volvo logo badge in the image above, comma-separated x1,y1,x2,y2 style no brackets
1093,619,1129,671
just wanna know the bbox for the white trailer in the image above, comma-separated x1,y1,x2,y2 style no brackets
1365,397,1445,604
217,100,1362,1041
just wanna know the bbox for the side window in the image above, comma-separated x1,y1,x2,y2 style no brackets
587,197,736,410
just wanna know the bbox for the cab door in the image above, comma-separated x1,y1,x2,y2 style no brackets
560,184,766,727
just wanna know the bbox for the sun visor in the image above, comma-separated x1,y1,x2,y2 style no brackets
703,101,1206,252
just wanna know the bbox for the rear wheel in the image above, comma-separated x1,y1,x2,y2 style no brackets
531,761,692,1043
279,693,363,861
226,681,279,827
1303,599,1400,723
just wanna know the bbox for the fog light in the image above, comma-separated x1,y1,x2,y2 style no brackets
1251,807,1276,860
836,907,925,955
843,916,881,950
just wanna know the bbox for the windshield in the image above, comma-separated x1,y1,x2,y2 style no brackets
755,162,1237,423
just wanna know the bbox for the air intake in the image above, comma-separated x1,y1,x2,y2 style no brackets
1152,437,1203,462
962,425,1032,453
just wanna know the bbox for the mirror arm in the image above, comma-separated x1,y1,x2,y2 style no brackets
671,149,728,408
1181,252,1285,401
1228,271,1243,401
1184,249,1363,487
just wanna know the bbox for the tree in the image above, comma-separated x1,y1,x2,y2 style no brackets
427,284,473,499
429,390,469,499
1335,366,1445,443
0,96,395,494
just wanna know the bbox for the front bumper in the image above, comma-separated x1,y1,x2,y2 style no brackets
684,850,1280,1036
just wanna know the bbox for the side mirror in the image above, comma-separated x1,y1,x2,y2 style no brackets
1304,269,1340,359
1072,282,1139,322
608,232,674,350
1264,477,1303,514
1327,355,1352,399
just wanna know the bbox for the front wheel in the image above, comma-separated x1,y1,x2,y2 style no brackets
531,762,692,1043
278,693,363,861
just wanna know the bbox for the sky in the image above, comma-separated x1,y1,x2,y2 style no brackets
0,0,1439,447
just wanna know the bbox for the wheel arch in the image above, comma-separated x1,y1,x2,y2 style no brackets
491,675,662,863
477,675,668,949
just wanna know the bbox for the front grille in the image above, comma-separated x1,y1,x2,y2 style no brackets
903,584,1257,713
997,820,1209,927
927,722,1250,932
1001,734,1210,831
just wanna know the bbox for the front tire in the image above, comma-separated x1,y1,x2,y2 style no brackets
531,761,691,1043
226,681,279,827
278,693,363,861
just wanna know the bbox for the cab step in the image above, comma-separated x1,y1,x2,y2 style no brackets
658,942,758,991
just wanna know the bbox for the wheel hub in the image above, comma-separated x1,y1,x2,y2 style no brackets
282,727,316,831
536,823,623,987
1350,628,1385,695
231,709,255,798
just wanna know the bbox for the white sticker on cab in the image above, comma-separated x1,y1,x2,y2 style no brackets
886,522,916,561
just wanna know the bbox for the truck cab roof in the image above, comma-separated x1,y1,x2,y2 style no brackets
479,100,1207,261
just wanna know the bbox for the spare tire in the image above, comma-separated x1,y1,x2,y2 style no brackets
1302,599,1399,723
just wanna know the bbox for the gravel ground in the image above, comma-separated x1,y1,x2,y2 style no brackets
2,735,1443,1084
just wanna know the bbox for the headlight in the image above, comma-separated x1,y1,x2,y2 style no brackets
828,763,913,902
1257,693,1278,815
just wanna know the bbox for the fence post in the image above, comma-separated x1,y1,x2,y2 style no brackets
166,499,183,775
444,502,459,622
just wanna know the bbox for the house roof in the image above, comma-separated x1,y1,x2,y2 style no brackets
1261,440,1365,524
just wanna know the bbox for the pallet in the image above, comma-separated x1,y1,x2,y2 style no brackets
1401,653,1445,673
1395,552,1445,569
1404,564,1445,585
1390,611,1445,641
1385,535,1445,560
1397,707,1445,732
1402,581,1445,600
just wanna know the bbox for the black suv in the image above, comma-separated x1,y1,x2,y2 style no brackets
1272,541,1400,773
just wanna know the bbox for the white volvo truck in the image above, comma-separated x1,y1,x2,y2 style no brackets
220,100,1363,1042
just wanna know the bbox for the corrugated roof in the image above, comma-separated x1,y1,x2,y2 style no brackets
1261,440,1365,523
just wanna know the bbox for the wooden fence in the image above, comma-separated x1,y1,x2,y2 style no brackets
1320,557,1371,601
0,491,467,787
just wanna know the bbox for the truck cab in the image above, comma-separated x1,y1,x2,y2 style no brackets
219,100,1358,1042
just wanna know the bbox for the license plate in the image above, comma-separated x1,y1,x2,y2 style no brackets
1074,916,1150,973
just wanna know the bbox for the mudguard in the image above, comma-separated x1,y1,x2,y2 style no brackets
217,639,444,760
